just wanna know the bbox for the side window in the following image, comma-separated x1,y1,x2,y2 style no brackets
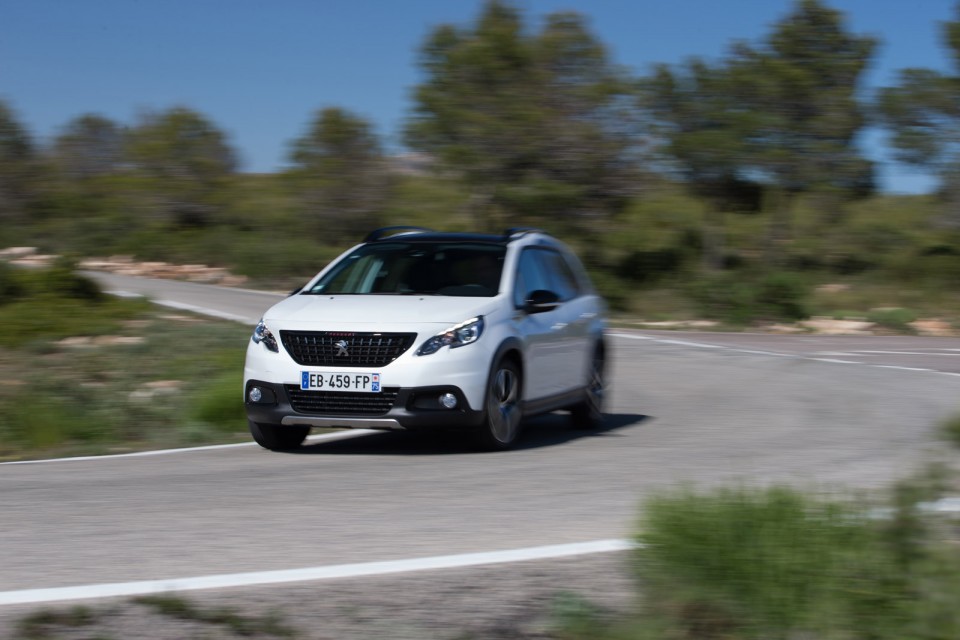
559,249,594,294
541,251,581,301
513,247,581,306
514,248,551,308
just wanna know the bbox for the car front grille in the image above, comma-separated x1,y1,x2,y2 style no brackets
285,386,400,416
279,331,416,367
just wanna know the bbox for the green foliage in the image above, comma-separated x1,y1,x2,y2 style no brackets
0,274,254,460
1,4,959,330
690,271,809,325
125,107,237,227
866,307,918,332
288,107,393,242
133,594,298,637
52,113,124,180
0,265,147,348
878,4,960,228
191,371,246,433
405,0,641,230
0,100,40,226
624,483,960,640
942,412,960,448
15,606,99,640
734,0,877,195
15,597,298,639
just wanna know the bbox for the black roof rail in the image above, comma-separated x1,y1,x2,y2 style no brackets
503,227,544,239
364,226,433,242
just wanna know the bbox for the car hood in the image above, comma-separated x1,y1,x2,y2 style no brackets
262,294,501,330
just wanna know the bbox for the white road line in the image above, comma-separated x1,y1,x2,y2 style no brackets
153,299,258,324
107,290,258,324
5,495,960,606
851,350,960,356
0,430,379,466
610,333,960,377
0,539,634,606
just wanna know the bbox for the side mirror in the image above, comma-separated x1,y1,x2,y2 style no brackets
288,285,304,296
524,289,561,313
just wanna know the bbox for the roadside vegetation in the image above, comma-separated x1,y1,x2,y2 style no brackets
12,596,298,639
1,0,958,331
549,469,960,640
0,265,251,461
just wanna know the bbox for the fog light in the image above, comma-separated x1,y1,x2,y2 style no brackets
249,387,263,403
439,393,458,409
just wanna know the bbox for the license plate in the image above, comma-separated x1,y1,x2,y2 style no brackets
300,372,381,393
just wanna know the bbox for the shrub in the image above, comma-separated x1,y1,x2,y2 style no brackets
942,412,960,448
618,248,685,285
19,258,104,301
191,372,246,433
0,262,25,302
754,271,809,321
690,271,809,325
631,484,960,640
689,274,757,325
867,307,918,333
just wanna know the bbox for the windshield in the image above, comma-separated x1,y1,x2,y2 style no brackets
305,242,506,297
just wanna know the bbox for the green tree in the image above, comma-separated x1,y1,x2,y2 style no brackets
52,114,124,180
288,107,391,242
405,0,642,232
733,0,876,261
125,107,236,227
878,3,960,228
645,59,762,270
0,101,37,226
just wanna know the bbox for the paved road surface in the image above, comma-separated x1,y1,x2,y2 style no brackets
2,275,959,605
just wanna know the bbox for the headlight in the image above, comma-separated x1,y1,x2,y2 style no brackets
252,320,279,353
417,316,484,356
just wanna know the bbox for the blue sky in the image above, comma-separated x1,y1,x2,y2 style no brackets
2,0,957,193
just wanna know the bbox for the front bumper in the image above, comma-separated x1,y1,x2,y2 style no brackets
244,380,485,431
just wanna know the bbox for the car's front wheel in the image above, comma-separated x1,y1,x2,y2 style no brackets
248,420,309,451
475,358,523,450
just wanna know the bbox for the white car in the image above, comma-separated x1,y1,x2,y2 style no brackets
244,227,607,450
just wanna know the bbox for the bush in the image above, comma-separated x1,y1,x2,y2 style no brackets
191,372,246,433
18,258,104,301
754,271,808,321
617,248,686,285
942,412,960,448
0,390,109,454
867,307,918,333
690,271,809,325
689,273,757,325
0,262,25,301
629,484,960,640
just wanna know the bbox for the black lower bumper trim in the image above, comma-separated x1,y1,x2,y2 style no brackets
244,380,485,431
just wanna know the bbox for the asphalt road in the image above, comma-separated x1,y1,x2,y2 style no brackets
3,274,960,599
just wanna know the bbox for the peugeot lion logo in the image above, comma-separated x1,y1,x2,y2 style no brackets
335,339,350,357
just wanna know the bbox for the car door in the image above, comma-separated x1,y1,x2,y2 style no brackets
537,249,595,393
512,247,580,400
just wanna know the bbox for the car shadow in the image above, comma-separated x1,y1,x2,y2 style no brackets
288,412,649,456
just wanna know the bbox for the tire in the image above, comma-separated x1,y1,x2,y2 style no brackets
570,345,605,429
248,420,309,451
475,358,523,450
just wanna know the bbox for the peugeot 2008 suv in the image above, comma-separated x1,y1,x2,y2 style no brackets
244,227,607,450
